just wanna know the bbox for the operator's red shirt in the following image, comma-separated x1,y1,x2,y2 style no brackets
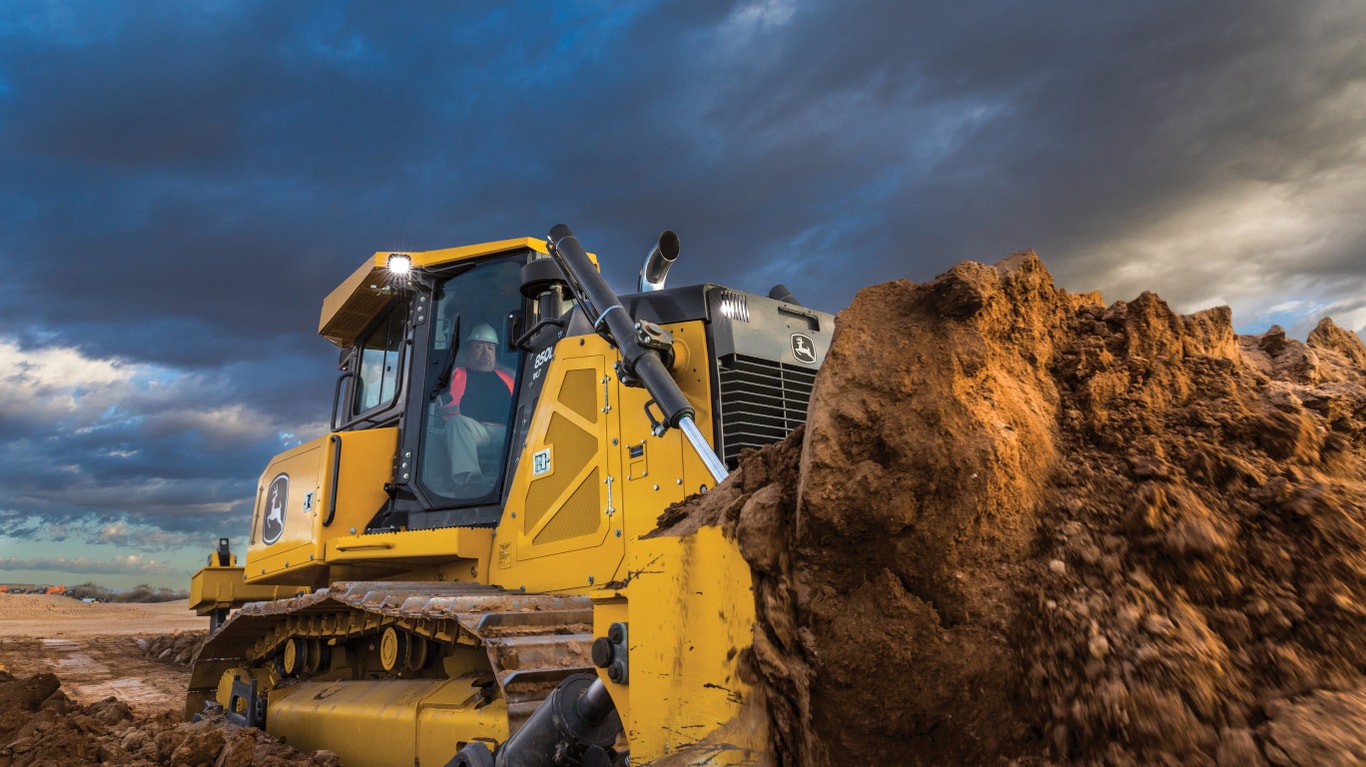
445,367,514,424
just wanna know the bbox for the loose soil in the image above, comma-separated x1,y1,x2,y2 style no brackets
659,253,1366,766
0,594,334,767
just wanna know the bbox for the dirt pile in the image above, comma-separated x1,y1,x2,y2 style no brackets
138,631,208,666
0,669,338,766
664,253,1366,766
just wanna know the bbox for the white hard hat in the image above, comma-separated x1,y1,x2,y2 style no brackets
465,323,498,345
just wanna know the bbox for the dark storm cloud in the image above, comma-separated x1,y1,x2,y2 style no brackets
1,0,1363,574
3,2,1362,304
628,0,1366,322
899,2,1366,307
0,335,300,554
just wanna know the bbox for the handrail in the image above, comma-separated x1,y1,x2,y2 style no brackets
330,371,356,432
323,434,342,526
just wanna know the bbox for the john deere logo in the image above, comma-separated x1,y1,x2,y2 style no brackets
791,333,817,364
262,473,289,545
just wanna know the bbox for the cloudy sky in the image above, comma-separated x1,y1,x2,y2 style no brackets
1,1,1363,589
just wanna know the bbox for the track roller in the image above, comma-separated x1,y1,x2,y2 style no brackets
305,639,325,674
406,634,429,672
282,638,307,676
379,626,408,672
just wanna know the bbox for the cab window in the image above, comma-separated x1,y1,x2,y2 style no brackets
417,257,526,504
353,306,404,416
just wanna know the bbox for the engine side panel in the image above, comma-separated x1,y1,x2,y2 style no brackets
491,320,715,594
245,428,399,586
490,335,623,593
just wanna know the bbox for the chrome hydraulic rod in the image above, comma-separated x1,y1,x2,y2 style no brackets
680,416,729,484
577,678,615,723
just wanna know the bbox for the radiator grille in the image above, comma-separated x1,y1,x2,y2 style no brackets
717,354,817,465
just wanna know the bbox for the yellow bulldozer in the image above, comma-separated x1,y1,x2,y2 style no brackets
186,225,833,766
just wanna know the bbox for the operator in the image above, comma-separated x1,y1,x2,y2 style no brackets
443,323,514,488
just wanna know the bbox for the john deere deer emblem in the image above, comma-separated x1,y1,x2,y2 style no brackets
791,333,817,364
262,473,289,545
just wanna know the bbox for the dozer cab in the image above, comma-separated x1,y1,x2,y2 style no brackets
187,225,834,766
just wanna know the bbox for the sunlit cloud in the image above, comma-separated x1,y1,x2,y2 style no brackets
1063,173,1366,336
92,521,200,551
0,554,174,576
0,337,314,549
0,336,315,446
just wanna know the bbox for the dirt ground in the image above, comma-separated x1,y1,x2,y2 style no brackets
0,593,336,767
0,593,206,639
0,594,204,714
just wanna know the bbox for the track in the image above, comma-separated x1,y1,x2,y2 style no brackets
188,580,596,730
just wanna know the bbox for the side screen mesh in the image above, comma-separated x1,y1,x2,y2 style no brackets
716,353,818,466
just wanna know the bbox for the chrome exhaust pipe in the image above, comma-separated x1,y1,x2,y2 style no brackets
637,230,680,292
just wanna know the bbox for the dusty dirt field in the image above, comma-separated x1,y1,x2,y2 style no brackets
0,593,205,715
0,593,336,766
0,593,205,637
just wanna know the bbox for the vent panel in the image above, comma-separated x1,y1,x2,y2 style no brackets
525,412,596,531
717,354,817,465
559,368,599,424
534,467,602,544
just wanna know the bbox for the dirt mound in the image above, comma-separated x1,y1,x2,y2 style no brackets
138,631,208,666
663,253,1366,765
0,669,339,767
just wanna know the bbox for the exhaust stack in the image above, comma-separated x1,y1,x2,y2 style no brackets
637,230,680,292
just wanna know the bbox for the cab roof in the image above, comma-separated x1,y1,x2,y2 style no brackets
319,237,551,347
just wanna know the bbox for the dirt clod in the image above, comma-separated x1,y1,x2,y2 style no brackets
138,631,209,666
